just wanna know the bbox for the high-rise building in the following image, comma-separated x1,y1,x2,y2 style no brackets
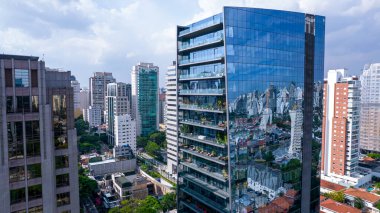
83,105,102,127
166,61,178,177
321,69,361,182
70,76,81,117
159,88,166,124
176,7,325,212
79,87,90,112
360,64,380,152
113,114,137,156
131,62,159,136
89,72,115,122
125,83,132,117
105,82,130,145
0,54,79,212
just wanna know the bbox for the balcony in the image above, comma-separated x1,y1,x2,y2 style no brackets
179,88,225,96
179,103,225,113
180,146,227,165
180,201,203,213
179,70,225,81
178,56,224,67
178,15,223,38
180,161,227,182
180,187,227,213
183,173,229,199
179,118,226,131
180,133,226,148
179,35,223,52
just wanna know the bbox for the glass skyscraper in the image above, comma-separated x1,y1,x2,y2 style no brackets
176,7,325,212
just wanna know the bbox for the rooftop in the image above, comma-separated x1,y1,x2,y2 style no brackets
320,180,346,191
320,199,360,213
0,54,39,61
344,188,380,204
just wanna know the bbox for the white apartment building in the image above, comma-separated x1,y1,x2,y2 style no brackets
360,63,380,152
84,105,102,127
165,62,178,176
71,77,81,114
114,114,137,155
105,82,130,145
89,72,115,122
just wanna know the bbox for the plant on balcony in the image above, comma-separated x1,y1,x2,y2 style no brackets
211,150,216,157
180,125,189,134
217,99,223,110
201,117,207,124
222,169,228,179
216,133,227,144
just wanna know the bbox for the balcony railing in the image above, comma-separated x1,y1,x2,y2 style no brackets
180,161,227,182
180,118,226,131
179,35,223,51
180,133,226,148
179,15,223,37
179,104,225,113
178,55,224,66
179,88,224,96
183,173,229,199
181,147,227,165
179,70,225,80
180,187,227,213
180,201,203,213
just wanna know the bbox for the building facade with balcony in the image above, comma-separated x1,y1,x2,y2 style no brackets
0,54,80,212
176,7,325,212
360,63,380,153
321,69,362,185
131,62,159,136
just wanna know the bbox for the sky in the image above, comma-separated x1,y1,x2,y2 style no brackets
1,0,380,87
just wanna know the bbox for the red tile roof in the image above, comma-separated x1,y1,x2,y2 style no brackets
344,188,380,204
320,199,361,213
258,196,294,213
320,180,346,191
285,189,298,199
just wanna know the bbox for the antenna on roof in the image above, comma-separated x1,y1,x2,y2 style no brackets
42,53,45,61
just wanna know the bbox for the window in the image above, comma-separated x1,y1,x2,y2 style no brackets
16,96,30,112
57,192,70,207
32,96,39,112
15,69,29,87
27,164,41,179
29,206,43,213
9,166,25,183
26,121,40,157
56,174,70,187
28,184,42,200
5,68,13,87
53,95,68,149
56,155,69,169
10,187,26,204
8,121,24,160
31,69,38,87
7,96,14,113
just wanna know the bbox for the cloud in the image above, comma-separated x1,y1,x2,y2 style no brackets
0,0,379,86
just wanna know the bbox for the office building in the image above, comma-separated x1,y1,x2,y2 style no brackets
70,76,80,116
166,61,178,176
321,69,362,185
360,64,380,152
0,54,79,212
113,114,137,155
176,7,325,212
89,72,115,122
84,105,102,127
126,83,132,116
105,82,130,145
131,62,159,136
79,87,90,112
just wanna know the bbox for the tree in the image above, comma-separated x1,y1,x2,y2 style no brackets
75,118,89,135
145,141,160,157
160,193,176,212
368,153,380,159
149,132,166,147
323,191,345,203
79,175,98,199
135,196,162,213
354,197,364,209
137,136,149,148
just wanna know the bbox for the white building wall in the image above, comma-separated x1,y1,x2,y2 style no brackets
79,88,89,111
114,114,137,154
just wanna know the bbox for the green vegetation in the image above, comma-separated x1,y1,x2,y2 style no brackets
75,115,89,135
354,197,364,209
145,141,160,157
368,153,380,159
323,191,345,203
78,167,98,200
109,194,176,213
376,201,380,210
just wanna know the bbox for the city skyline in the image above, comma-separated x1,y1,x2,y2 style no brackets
1,0,380,87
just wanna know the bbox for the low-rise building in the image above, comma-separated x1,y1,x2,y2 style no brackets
320,199,361,213
320,180,347,194
344,188,380,211
89,158,136,176
112,173,149,200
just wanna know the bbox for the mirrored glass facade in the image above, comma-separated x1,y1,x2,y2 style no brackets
177,7,324,213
